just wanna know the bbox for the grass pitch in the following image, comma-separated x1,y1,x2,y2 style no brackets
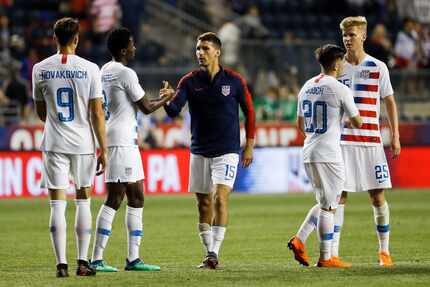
0,189,429,287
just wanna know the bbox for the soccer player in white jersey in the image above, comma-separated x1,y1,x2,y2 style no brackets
89,27,174,272
296,44,362,267
288,16,401,267
32,18,107,277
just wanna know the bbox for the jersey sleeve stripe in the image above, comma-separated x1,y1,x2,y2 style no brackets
341,134,381,143
354,97,377,104
225,68,256,139
359,110,377,117
354,84,378,92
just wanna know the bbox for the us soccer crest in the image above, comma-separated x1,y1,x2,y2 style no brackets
221,85,230,96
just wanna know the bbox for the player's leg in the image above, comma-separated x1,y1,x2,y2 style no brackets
42,152,70,277
123,180,160,271
369,188,393,266
72,154,97,276
209,153,239,268
189,153,215,267
90,182,125,272
315,163,350,268
366,145,393,266
212,184,231,257
331,191,347,259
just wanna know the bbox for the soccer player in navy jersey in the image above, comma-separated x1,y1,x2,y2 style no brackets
164,32,256,269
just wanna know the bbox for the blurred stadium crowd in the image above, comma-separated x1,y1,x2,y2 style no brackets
0,0,430,147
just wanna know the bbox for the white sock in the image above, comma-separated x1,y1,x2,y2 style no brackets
126,206,143,262
318,209,334,260
75,199,92,261
212,226,226,256
198,223,213,254
373,202,390,254
297,204,320,243
331,204,344,257
49,200,67,265
92,204,116,261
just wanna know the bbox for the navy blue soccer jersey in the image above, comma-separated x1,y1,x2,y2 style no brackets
164,66,255,157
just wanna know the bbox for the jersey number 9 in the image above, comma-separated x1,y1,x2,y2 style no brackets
302,100,327,134
56,87,74,122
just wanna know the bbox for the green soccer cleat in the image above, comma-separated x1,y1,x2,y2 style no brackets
90,260,118,272
124,258,161,271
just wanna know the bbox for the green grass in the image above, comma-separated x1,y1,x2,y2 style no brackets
0,189,429,287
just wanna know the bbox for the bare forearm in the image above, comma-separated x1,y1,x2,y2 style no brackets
385,98,400,138
91,111,107,152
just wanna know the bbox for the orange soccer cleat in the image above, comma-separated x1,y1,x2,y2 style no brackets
287,236,310,266
316,257,351,268
331,256,352,268
378,251,394,267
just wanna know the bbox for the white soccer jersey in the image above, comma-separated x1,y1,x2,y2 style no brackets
297,74,359,163
338,54,394,146
32,54,103,154
101,61,145,147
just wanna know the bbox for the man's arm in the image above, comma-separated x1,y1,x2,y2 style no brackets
164,75,189,118
383,95,401,159
90,98,107,175
135,81,175,114
35,100,47,122
296,116,305,136
237,76,256,168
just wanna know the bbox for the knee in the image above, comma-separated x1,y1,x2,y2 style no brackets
105,192,124,210
127,191,144,208
197,196,211,213
369,189,385,206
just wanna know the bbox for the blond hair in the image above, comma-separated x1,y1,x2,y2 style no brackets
339,16,367,31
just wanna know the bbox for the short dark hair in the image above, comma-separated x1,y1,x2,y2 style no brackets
197,32,222,49
315,44,345,72
107,27,132,59
54,17,79,46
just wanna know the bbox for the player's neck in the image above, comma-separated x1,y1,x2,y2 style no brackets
205,63,220,81
113,57,127,65
345,49,366,65
323,70,337,78
58,46,76,55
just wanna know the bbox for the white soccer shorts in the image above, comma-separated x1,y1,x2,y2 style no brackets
342,145,392,192
188,153,239,194
105,146,145,183
41,151,96,190
304,162,345,210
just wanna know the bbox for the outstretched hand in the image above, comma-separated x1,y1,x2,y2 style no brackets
159,81,175,102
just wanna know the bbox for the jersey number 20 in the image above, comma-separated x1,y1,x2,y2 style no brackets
56,87,74,122
302,100,327,134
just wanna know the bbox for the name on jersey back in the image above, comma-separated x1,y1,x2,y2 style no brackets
40,70,88,80
306,86,324,95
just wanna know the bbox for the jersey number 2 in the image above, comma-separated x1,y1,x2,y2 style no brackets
302,100,327,134
56,87,74,122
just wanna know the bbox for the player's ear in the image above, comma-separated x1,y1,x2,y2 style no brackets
216,49,221,57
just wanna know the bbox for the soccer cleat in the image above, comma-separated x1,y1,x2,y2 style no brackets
331,256,352,268
287,236,310,266
76,260,96,276
125,258,161,271
56,263,69,278
378,251,394,267
90,260,118,272
197,252,219,269
316,258,351,268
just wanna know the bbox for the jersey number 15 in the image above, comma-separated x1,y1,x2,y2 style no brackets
302,100,327,134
